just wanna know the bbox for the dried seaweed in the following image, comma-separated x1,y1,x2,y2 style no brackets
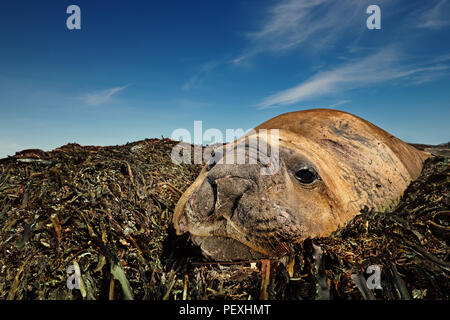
0,139,200,300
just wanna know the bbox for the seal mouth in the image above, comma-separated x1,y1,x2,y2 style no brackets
190,235,268,261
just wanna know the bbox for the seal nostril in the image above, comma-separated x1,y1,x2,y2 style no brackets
207,175,216,185
204,176,218,217
231,194,244,216
206,157,217,171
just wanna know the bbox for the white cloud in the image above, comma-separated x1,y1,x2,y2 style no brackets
233,0,365,64
182,61,220,91
418,0,450,30
329,100,352,108
259,48,450,108
234,0,450,65
80,84,130,106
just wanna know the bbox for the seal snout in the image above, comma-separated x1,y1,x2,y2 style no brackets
176,164,257,234
173,162,271,261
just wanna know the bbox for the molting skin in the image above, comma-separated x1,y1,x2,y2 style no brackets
173,109,430,261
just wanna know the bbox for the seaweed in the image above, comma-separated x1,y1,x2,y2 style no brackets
0,140,448,300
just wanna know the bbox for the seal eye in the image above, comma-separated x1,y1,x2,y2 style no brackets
294,168,317,184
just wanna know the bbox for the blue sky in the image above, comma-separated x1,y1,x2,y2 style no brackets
0,0,449,158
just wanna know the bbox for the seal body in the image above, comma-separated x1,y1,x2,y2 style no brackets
173,109,430,261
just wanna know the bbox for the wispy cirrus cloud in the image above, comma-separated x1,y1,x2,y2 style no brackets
79,84,130,106
417,0,450,30
182,61,220,91
233,0,365,64
234,0,450,63
259,48,450,108
329,100,352,108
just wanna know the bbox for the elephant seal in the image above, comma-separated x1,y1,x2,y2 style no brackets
173,109,430,261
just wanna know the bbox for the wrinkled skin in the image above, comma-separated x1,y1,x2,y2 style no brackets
173,109,430,261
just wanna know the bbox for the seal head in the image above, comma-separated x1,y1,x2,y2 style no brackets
173,109,430,261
